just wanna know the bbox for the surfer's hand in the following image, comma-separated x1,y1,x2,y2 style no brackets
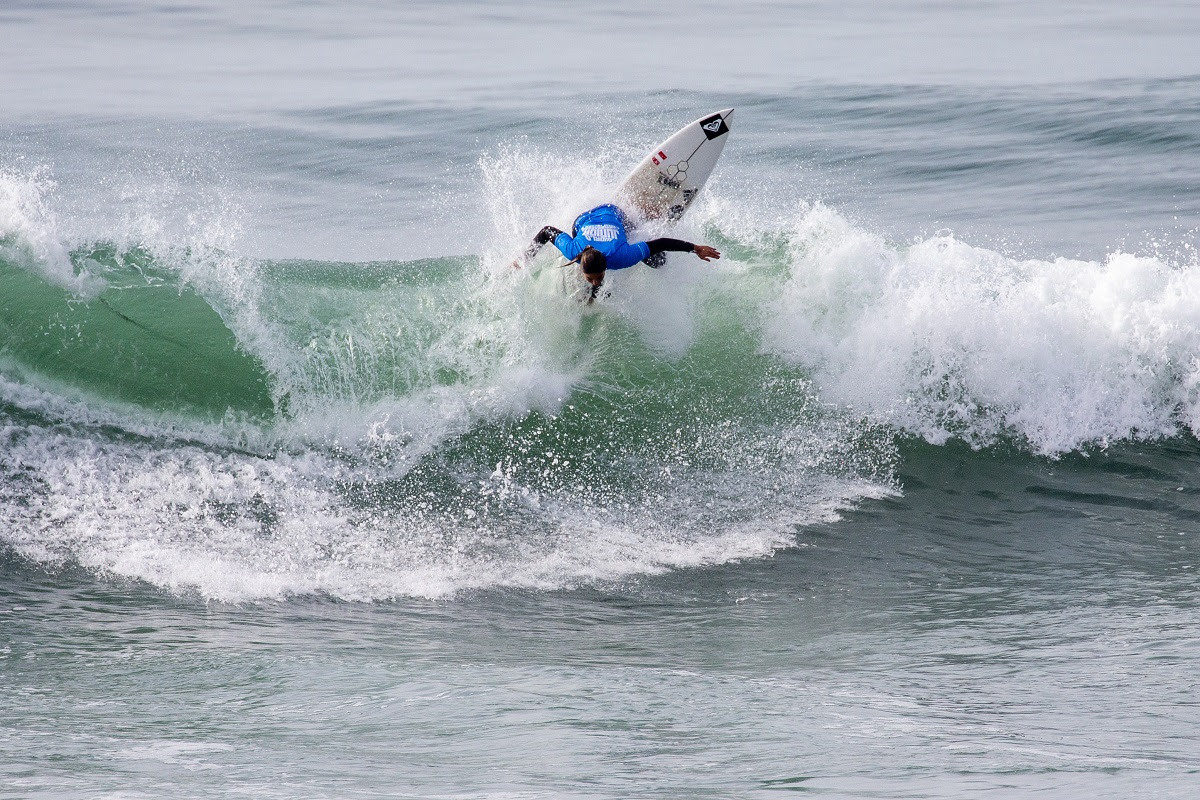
693,245,721,262
510,259,523,270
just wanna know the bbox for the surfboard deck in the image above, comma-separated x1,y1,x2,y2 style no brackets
617,108,734,224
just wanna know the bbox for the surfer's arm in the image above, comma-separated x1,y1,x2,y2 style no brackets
646,238,721,261
513,225,566,268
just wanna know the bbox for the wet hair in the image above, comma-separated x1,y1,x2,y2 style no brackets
578,247,607,275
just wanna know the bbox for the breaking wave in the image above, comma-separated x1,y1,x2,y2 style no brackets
2,154,1196,600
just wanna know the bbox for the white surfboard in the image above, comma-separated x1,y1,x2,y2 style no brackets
617,108,734,224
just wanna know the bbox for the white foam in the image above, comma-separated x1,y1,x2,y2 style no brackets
761,203,1200,454
0,166,105,295
277,364,579,474
0,402,887,602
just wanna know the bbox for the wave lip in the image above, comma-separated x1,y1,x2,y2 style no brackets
0,166,100,295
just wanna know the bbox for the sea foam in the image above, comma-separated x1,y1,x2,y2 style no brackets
755,202,1200,455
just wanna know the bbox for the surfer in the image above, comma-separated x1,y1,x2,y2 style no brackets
513,203,721,302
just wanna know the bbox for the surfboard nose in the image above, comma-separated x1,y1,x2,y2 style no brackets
721,108,734,126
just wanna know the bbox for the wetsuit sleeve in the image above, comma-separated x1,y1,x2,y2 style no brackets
552,231,585,261
520,225,565,263
645,238,696,256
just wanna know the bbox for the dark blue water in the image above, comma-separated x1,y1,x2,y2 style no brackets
2,2,1199,797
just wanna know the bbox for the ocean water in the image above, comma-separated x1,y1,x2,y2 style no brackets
2,1,1199,797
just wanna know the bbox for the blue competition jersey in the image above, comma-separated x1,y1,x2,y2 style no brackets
552,204,651,271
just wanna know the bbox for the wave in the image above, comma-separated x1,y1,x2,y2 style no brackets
1,157,1197,600
0,244,276,419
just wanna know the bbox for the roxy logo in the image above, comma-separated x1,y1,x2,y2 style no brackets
580,223,620,242
702,119,723,133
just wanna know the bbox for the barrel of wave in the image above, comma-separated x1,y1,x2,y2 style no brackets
0,245,276,421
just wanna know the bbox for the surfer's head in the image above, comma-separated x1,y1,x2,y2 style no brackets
579,247,607,286
578,247,607,304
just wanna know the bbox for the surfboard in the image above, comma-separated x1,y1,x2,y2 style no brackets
617,108,734,224
546,108,734,301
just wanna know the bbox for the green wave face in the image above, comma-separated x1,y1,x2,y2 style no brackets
0,245,275,420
